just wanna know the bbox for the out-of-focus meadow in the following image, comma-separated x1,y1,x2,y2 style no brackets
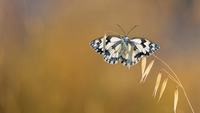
0,0,200,113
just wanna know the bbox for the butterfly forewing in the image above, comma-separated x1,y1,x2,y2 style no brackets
90,35,122,64
131,38,160,55
124,37,160,66
120,38,160,67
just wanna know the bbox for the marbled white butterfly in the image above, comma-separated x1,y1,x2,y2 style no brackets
90,25,160,68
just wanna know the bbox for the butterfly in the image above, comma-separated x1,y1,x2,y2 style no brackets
89,25,160,68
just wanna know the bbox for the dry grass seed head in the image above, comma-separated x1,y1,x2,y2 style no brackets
158,78,168,102
174,88,179,113
140,60,154,83
153,72,162,98
141,57,147,75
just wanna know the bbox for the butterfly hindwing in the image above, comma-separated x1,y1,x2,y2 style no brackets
120,43,141,67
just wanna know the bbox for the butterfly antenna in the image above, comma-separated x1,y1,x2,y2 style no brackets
126,25,139,36
106,31,122,36
116,24,126,35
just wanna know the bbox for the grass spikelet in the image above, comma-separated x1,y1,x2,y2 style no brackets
153,72,162,98
158,78,168,102
102,34,107,53
141,57,146,75
174,88,179,113
140,60,154,83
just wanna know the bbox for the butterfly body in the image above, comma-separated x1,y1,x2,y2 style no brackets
90,34,159,68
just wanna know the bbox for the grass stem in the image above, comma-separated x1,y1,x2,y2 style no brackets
153,54,195,113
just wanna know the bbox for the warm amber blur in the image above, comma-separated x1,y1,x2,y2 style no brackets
0,0,199,113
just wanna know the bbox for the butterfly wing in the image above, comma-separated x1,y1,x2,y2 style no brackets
90,34,122,64
130,37,160,56
90,34,106,54
120,37,160,67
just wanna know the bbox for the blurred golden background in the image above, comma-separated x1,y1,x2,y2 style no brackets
0,0,199,113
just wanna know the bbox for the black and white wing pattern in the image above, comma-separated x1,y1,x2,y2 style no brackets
90,35,160,68
120,37,159,67
130,37,159,56
90,34,122,64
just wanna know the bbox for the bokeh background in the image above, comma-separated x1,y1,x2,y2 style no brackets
0,0,199,113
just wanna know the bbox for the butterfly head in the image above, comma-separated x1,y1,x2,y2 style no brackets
124,36,129,39
122,36,130,43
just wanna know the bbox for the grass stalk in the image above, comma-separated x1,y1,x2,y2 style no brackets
153,54,195,113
